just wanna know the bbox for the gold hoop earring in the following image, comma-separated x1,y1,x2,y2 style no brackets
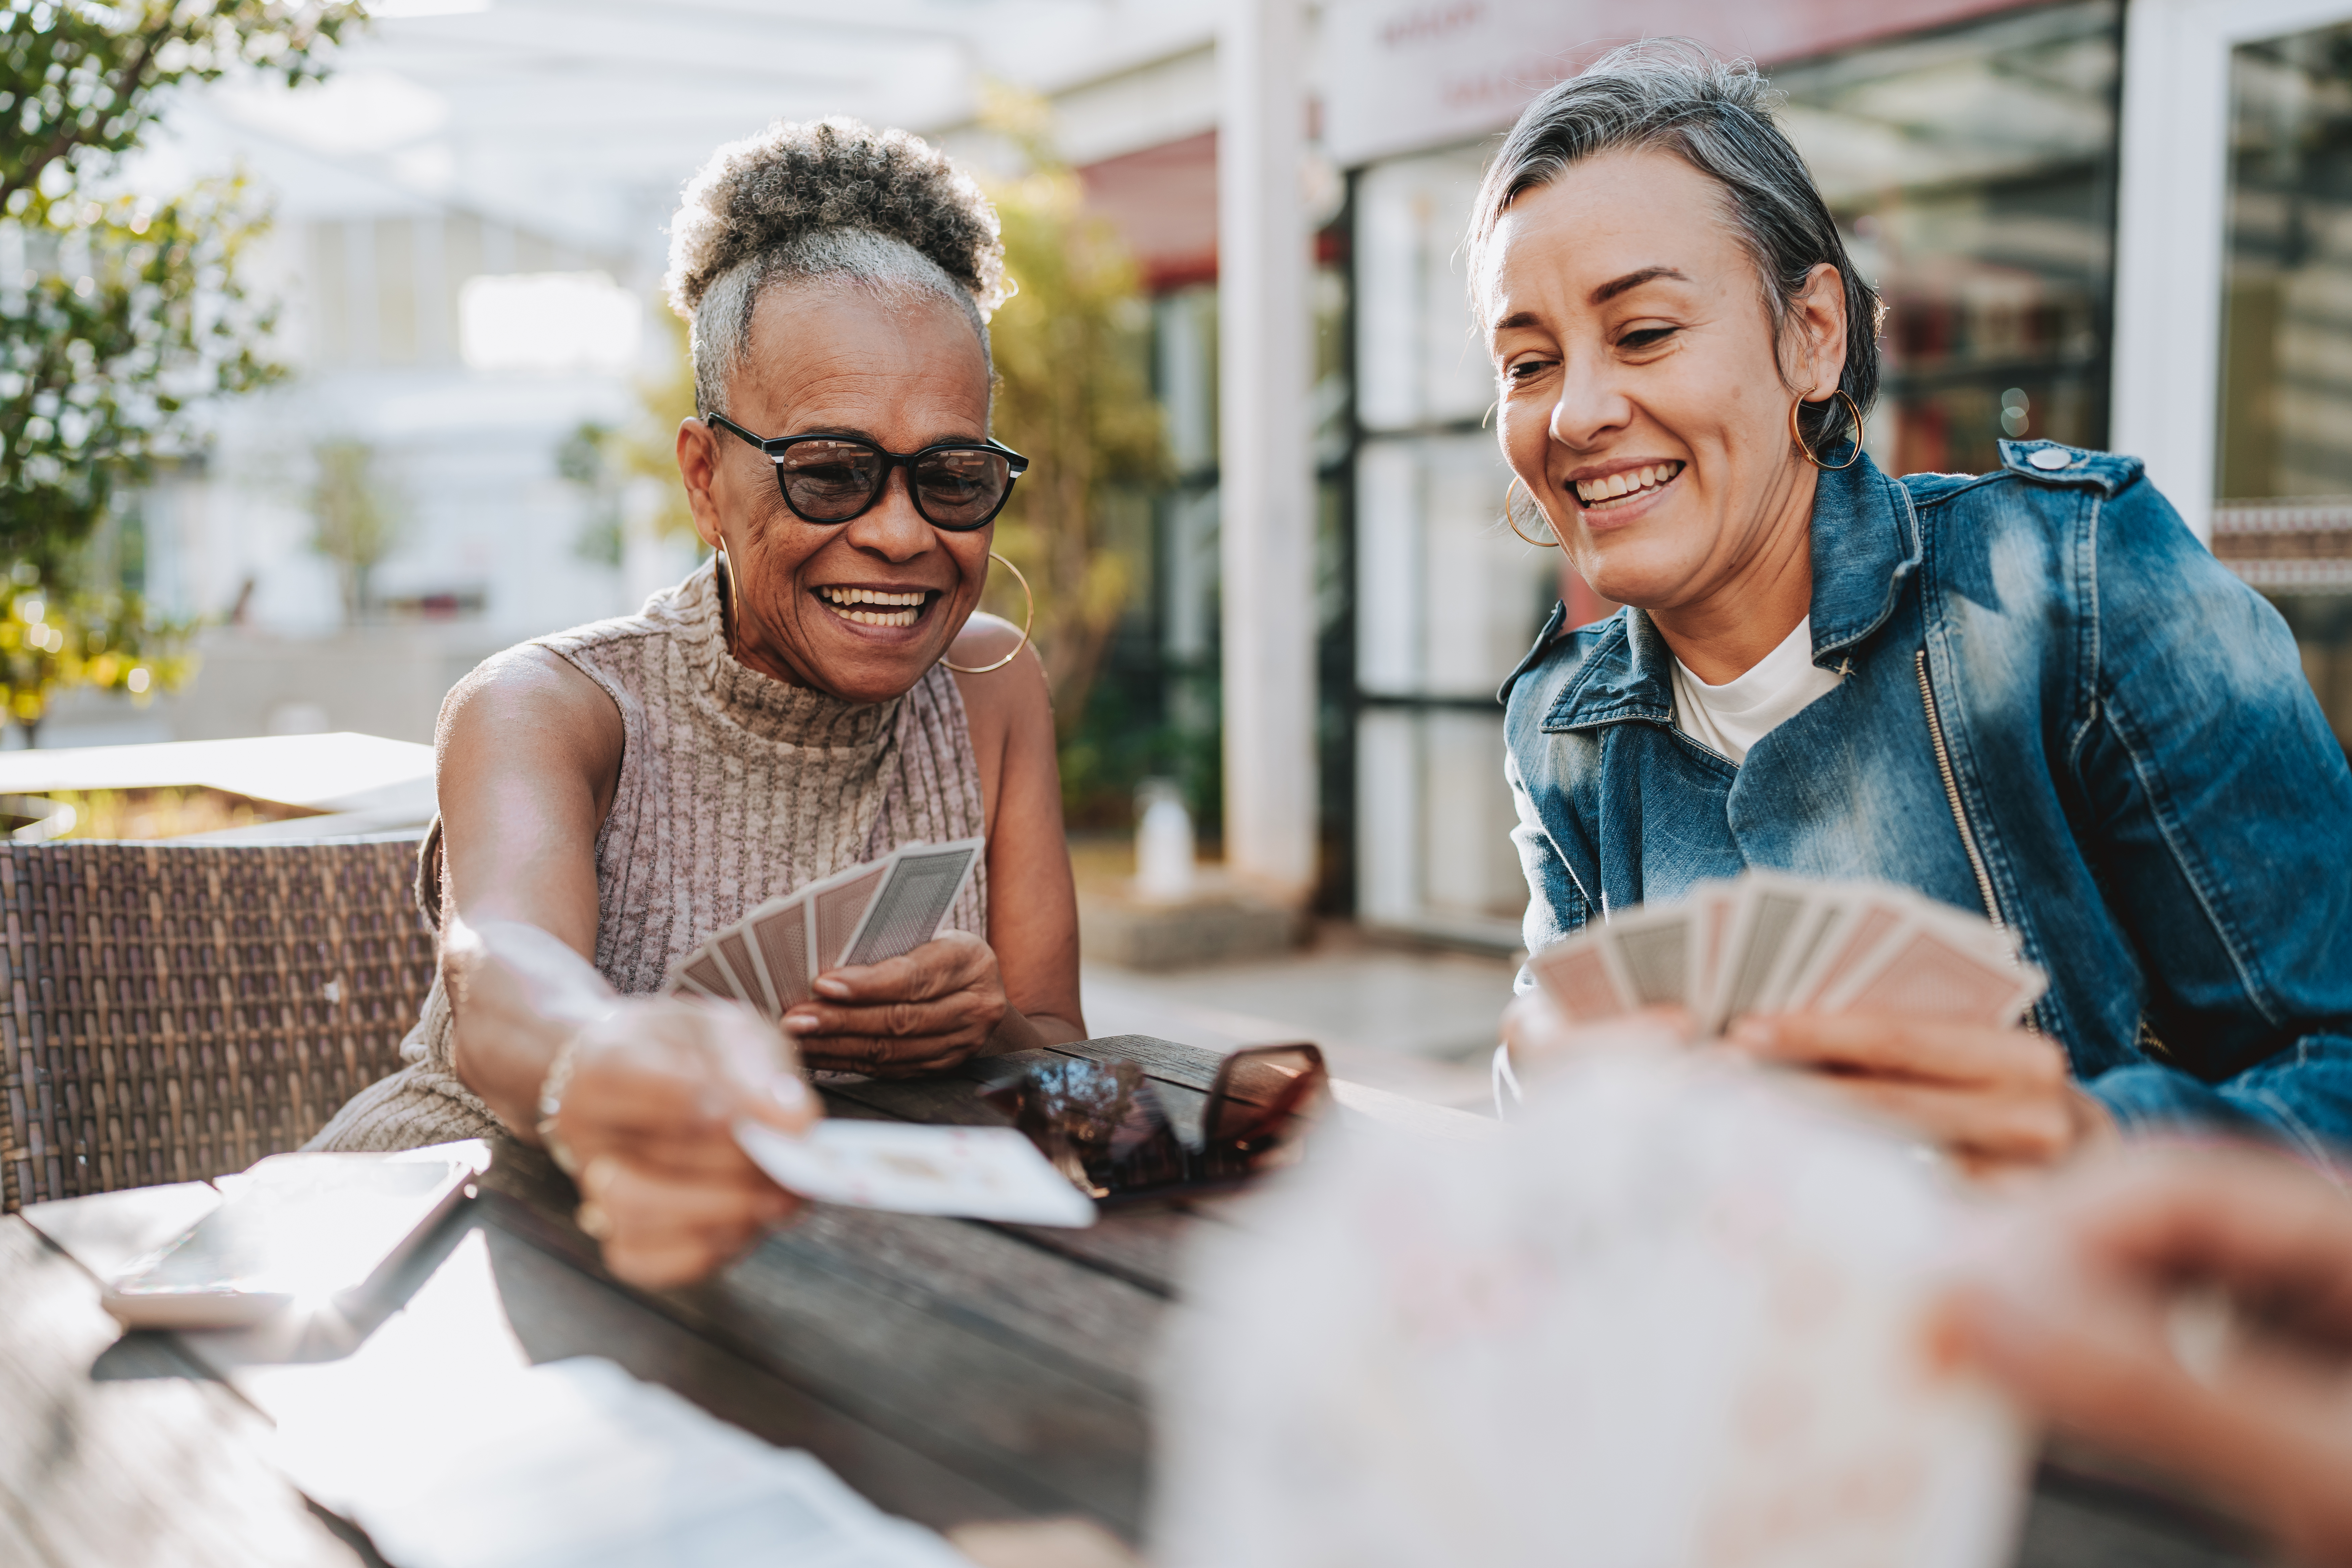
1503,477,1560,548
941,551,1035,674
716,543,745,654
1791,389,1866,471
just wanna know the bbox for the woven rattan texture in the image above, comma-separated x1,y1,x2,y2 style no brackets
0,837,434,1211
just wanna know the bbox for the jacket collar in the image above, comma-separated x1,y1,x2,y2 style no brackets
1537,453,1921,732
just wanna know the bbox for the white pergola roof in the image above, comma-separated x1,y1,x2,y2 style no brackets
159,0,1220,258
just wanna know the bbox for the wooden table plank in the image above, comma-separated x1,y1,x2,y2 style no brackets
0,1032,2275,1567
0,1220,361,1568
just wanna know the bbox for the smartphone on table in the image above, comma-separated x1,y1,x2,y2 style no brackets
100,1149,479,1330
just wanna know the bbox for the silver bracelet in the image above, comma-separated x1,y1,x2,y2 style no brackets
535,1034,585,1177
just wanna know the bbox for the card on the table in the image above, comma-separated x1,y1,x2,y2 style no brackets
838,837,983,969
734,1117,1096,1228
808,861,891,972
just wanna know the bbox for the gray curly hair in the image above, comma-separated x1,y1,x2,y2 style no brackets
665,116,1009,418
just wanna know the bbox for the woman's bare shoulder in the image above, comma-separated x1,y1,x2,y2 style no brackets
439,644,624,776
943,614,1051,738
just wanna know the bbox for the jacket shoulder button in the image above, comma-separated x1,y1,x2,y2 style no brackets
2027,447,2074,471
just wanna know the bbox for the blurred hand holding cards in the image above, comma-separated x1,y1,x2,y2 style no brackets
667,837,984,1023
1531,871,2046,1037
1157,1054,2028,1568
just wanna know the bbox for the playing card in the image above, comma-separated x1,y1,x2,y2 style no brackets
1684,880,1738,1019
710,928,772,1016
808,860,891,971
1710,872,1816,1032
1780,884,1914,1013
1754,887,1846,1015
1598,903,1691,1009
1820,921,2046,1026
734,1117,1096,1227
744,894,814,1012
1529,925,1640,1025
838,837,983,969
672,946,738,1003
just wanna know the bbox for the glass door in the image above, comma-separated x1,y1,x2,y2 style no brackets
2114,0,2352,756
2214,18,2352,747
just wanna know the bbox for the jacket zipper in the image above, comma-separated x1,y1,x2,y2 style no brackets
1914,647,2007,932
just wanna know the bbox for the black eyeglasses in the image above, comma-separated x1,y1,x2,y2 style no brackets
979,1044,1330,1206
702,411,1028,532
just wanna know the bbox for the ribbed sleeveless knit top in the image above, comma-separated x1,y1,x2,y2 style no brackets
310,556,988,1152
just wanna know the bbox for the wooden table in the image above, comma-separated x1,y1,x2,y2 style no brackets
0,1035,2265,1567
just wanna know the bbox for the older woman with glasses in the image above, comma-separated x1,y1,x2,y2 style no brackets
311,118,1085,1288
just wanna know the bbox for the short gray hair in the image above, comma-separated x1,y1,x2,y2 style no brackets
1468,40,1882,453
665,116,1008,419
689,230,991,419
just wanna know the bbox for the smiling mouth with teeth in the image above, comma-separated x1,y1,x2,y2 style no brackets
1574,460,1685,509
816,585,936,628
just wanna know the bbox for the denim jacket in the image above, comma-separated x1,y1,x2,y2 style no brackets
1500,441,2352,1156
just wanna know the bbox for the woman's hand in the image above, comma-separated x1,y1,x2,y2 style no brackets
1940,1148,2352,1565
1726,1012,2111,1178
784,928,1020,1076
548,995,817,1289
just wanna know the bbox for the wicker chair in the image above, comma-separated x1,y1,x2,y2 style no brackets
0,835,436,1212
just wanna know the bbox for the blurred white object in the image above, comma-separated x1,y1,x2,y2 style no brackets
1134,778,1196,904
459,272,643,375
0,731,437,841
266,700,332,736
1155,1054,2027,1568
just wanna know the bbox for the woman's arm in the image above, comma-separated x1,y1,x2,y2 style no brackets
954,622,1085,1042
779,619,1086,1073
2072,477,2352,1149
435,647,621,1122
436,650,814,1286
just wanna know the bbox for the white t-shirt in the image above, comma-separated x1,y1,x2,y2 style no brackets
1669,615,1841,764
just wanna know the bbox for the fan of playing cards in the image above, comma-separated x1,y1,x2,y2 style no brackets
668,838,985,1023
667,838,1104,1231
1533,871,2048,1034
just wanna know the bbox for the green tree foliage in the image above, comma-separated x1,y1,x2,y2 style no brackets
0,2,355,737
982,89,1168,739
0,561,194,744
0,0,360,569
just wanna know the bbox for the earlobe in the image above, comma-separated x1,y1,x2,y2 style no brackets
675,420,728,552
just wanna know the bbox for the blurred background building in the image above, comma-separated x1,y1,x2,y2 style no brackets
41,0,2352,955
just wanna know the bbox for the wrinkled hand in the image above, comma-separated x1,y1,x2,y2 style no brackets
1940,1148,2352,1565
1726,1012,2109,1178
784,928,1009,1077
549,995,817,1289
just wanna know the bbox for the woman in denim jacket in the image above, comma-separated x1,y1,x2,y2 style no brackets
1484,43,2352,1170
